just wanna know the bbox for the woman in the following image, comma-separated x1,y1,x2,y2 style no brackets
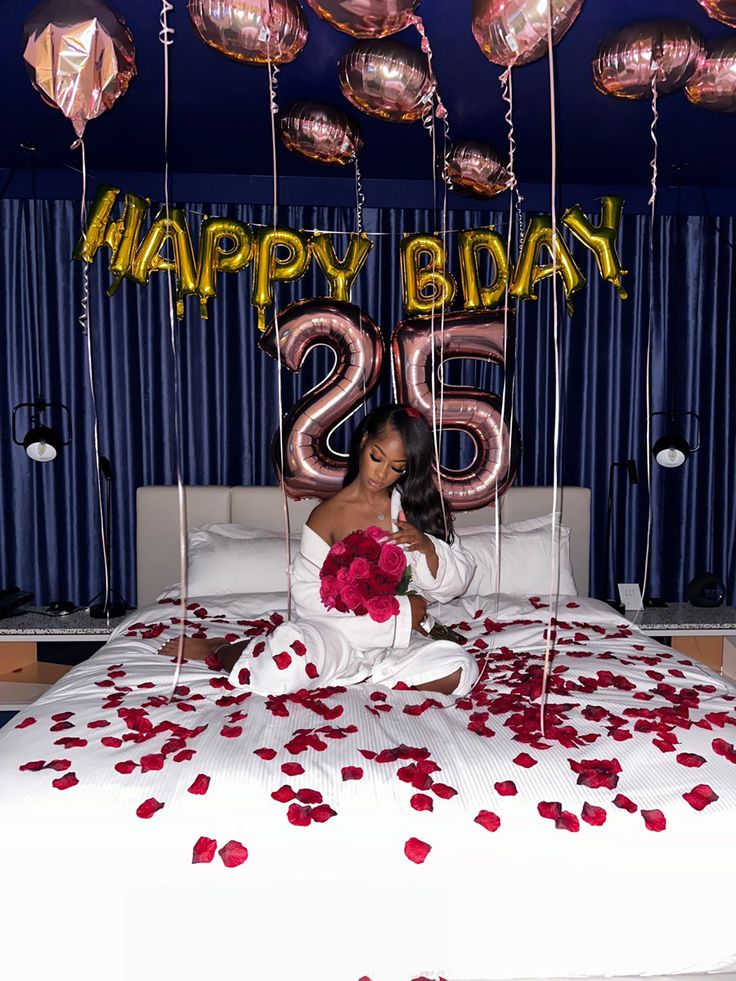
159,405,479,696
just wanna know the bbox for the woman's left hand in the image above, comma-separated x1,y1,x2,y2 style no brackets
388,511,436,559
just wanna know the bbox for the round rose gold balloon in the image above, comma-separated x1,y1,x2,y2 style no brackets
593,21,705,99
23,0,136,138
686,39,736,112
446,141,509,198
305,0,420,39
188,0,307,65
472,0,583,68
696,0,736,29
259,299,384,499
338,40,434,123
391,310,520,510
281,102,363,165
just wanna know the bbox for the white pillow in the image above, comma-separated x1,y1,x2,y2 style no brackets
158,525,299,599
456,511,561,537
458,523,577,597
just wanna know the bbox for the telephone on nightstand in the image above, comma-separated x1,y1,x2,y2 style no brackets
0,586,34,618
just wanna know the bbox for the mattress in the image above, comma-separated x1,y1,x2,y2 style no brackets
1,593,735,981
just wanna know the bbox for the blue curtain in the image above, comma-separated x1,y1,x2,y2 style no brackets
1,199,734,606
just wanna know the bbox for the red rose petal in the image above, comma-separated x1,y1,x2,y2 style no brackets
19,760,46,772
404,837,431,863
296,788,323,805
220,725,243,738
52,711,74,722
311,804,337,823
254,747,277,760
52,772,79,790
281,762,304,776
676,753,706,768
642,808,667,831
140,753,165,772
410,793,434,812
555,810,580,832
341,766,364,781
46,759,71,771
287,802,312,826
272,784,296,803
431,783,457,800
581,802,607,826
192,836,217,864
15,717,36,729
538,801,562,821
218,840,249,867
115,760,137,774
188,773,211,795
305,662,320,680
87,719,110,729
494,780,517,796
513,753,537,768
613,794,638,813
136,797,165,818
273,651,292,671
474,810,501,832
291,640,307,657
173,749,196,763
683,784,719,811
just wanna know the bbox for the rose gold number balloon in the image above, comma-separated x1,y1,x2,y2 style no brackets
446,141,509,198
281,102,363,165
305,0,420,38
259,299,385,499
338,40,434,123
188,0,307,65
472,0,583,68
23,0,136,138
686,39,736,112
391,310,520,510
593,21,705,99
696,0,736,28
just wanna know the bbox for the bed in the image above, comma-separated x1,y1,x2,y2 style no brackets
1,485,735,981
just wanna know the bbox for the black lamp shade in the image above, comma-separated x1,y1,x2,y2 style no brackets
23,424,61,462
652,433,690,469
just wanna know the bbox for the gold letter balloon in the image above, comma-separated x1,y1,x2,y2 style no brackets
309,233,373,302
252,227,311,332
196,217,254,317
561,196,628,299
511,215,586,313
400,233,457,317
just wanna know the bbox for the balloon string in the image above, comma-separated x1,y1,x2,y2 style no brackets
157,0,188,693
438,117,450,539
539,8,563,738
77,138,110,626
266,36,293,621
410,15,448,123
638,77,659,624
354,155,364,236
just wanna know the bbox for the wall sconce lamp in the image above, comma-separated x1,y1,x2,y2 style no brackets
651,411,700,469
12,397,72,463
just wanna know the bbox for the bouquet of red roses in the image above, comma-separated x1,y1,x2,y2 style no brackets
319,527,463,643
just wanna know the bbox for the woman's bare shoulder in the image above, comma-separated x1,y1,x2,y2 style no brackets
306,491,349,542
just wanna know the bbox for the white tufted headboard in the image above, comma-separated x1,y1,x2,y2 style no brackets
136,485,591,605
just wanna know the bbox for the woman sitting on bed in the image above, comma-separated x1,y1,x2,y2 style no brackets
159,404,479,697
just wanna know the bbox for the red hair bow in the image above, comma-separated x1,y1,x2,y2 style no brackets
404,407,422,420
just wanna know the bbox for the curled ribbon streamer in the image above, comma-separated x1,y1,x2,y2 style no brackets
77,139,111,628
157,0,189,693
266,28,293,620
354,155,364,236
539,2,563,738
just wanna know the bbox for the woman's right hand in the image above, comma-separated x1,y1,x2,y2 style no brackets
409,593,428,634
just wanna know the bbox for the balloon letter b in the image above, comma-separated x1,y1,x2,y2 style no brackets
401,233,457,317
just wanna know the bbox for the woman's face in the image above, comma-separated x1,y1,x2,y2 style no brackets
358,425,407,494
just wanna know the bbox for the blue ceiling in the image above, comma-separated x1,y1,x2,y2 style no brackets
2,0,734,195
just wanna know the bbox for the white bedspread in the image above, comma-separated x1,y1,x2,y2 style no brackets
1,593,735,981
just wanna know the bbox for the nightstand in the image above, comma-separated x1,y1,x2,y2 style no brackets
632,603,736,681
0,608,129,711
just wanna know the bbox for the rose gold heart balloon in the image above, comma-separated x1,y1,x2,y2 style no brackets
593,21,705,99
23,0,136,138
686,39,736,112
305,0,421,39
696,0,736,28
188,0,307,65
446,141,509,198
281,102,363,164
472,0,584,68
338,40,434,123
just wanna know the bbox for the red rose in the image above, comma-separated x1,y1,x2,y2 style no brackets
320,576,340,609
366,595,400,623
349,557,371,581
330,541,347,558
340,584,367,613
378,543,406,579
365,526,386,541
358,538,381,561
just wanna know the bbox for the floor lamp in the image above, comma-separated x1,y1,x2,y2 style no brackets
89,456,129,619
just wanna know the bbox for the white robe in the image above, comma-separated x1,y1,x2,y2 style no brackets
228,491,480,697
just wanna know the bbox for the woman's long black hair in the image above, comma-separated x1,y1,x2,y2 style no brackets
343,404,454,543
